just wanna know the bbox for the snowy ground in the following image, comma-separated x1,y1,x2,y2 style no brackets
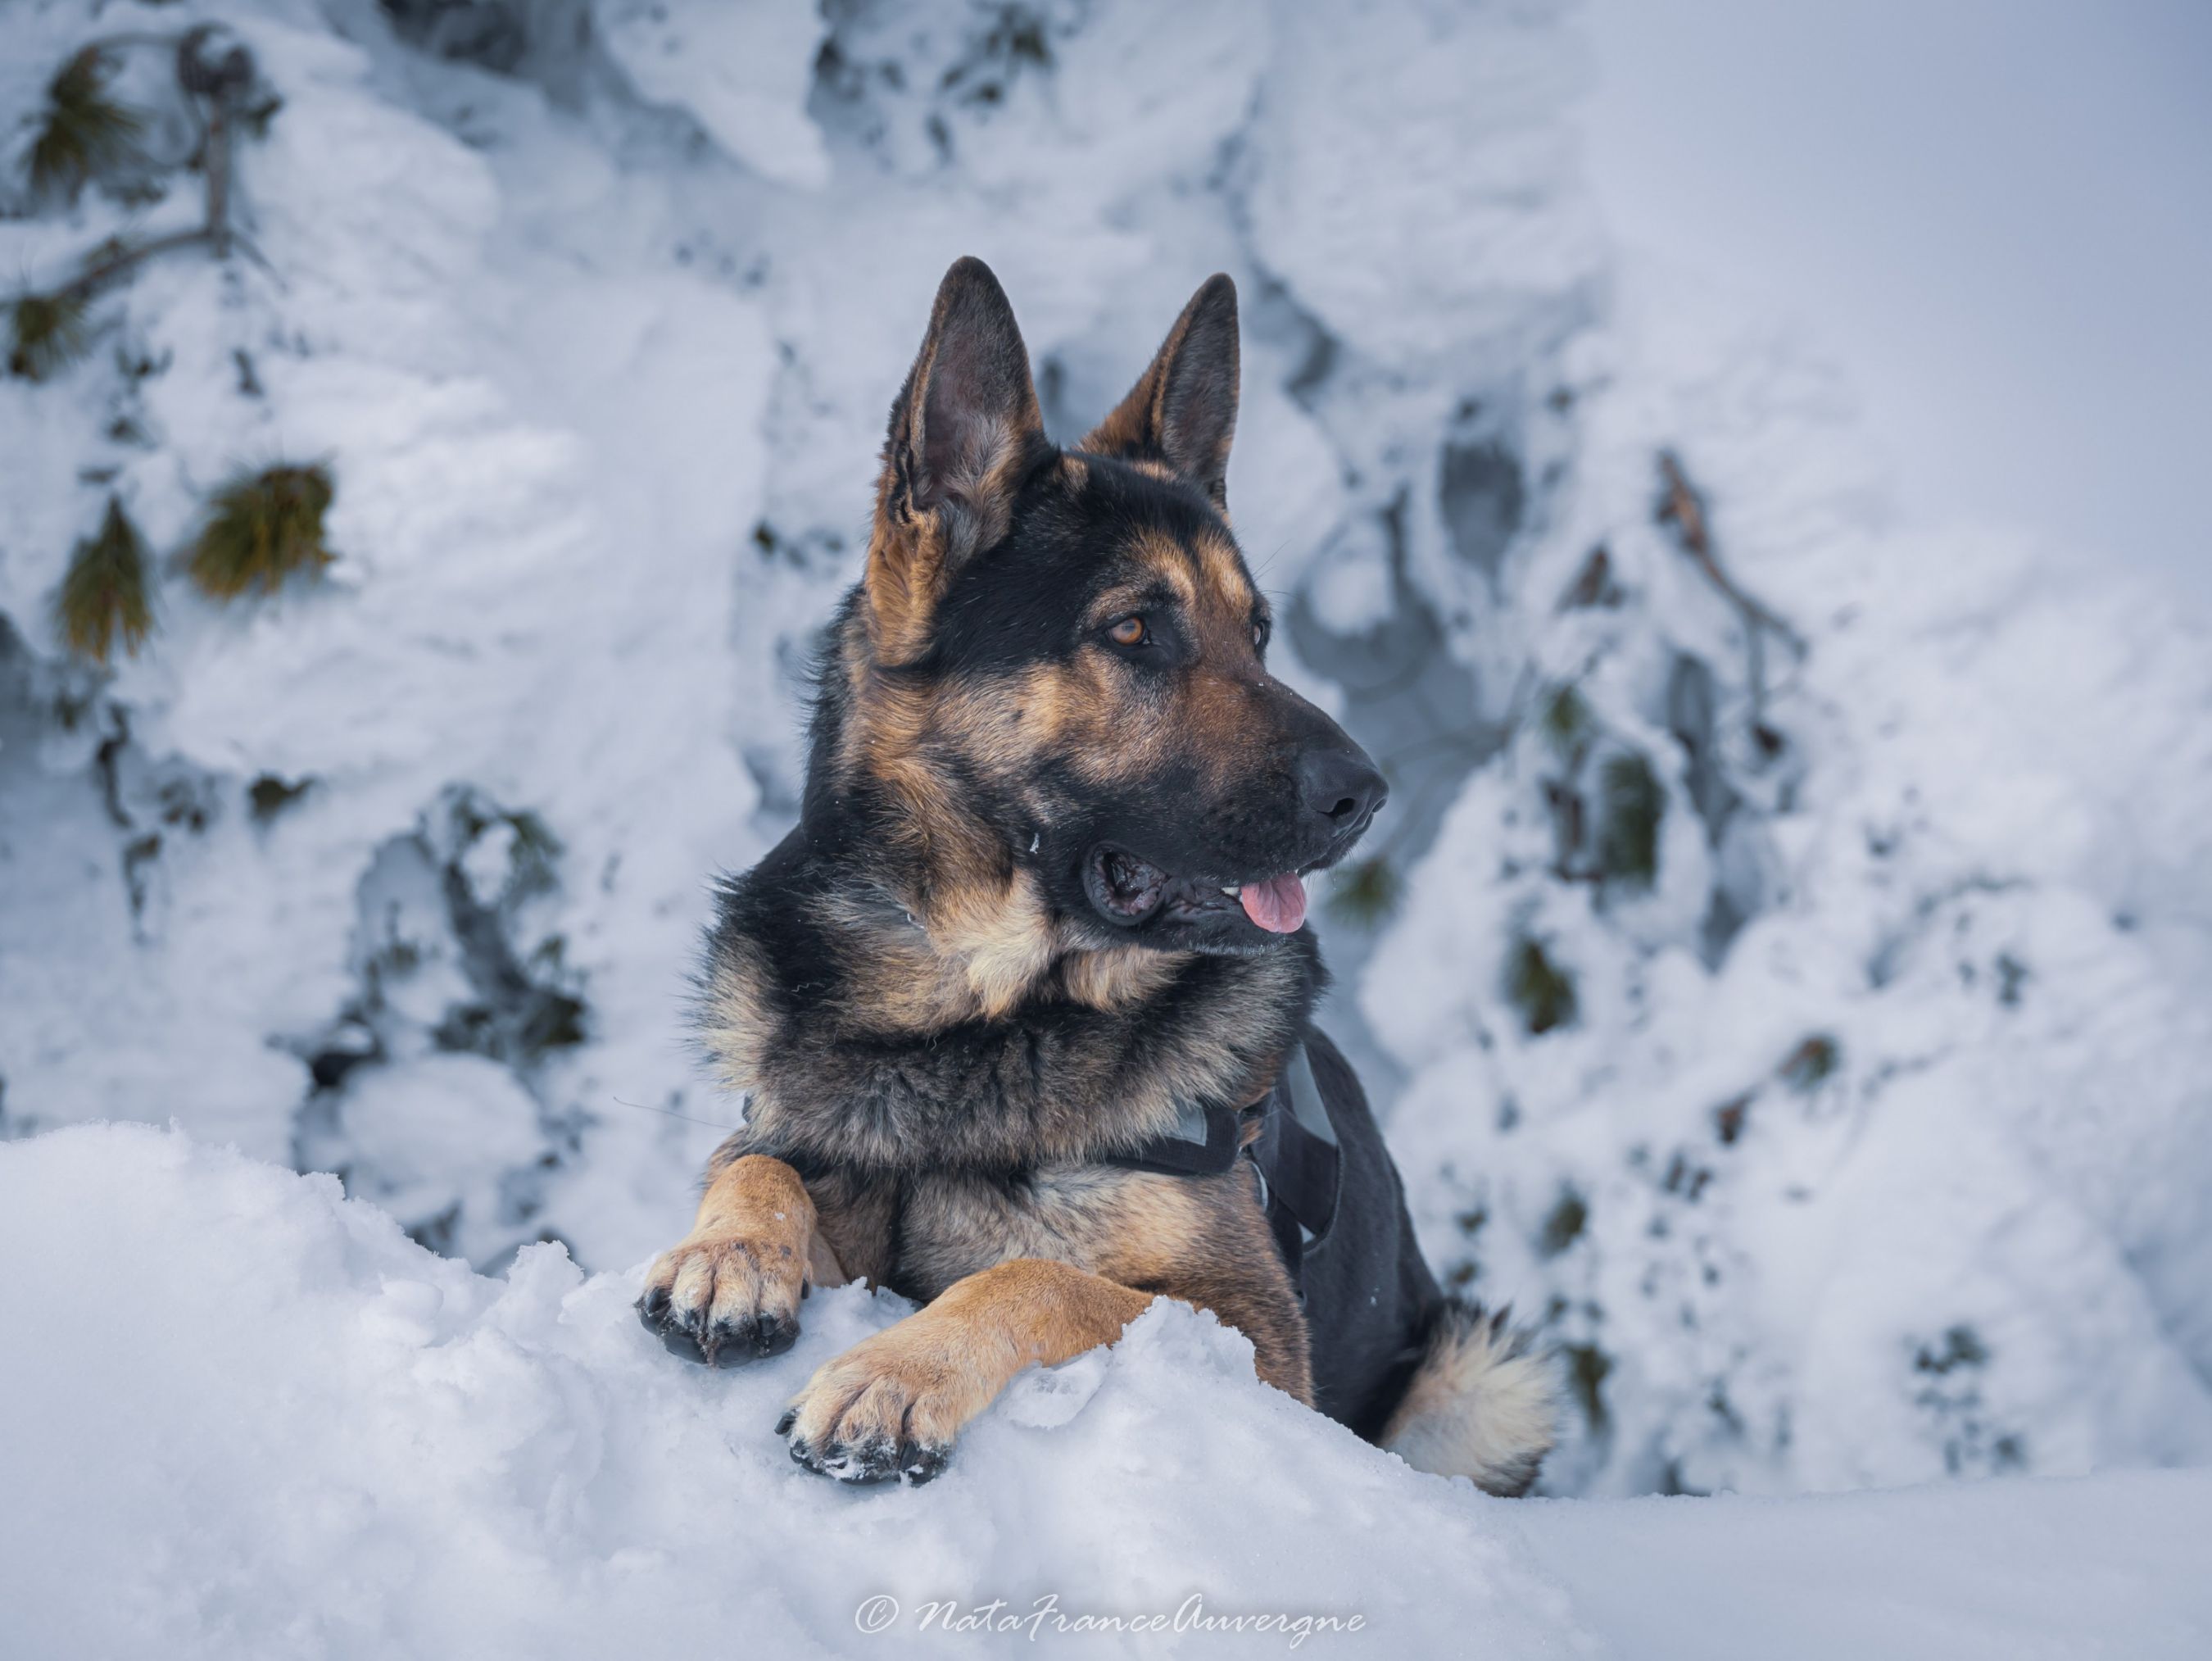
4,1124,2207,1660
2,0,2209,1650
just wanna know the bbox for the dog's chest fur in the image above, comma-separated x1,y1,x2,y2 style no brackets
694,843,1322,1394
804,1158,1249,1301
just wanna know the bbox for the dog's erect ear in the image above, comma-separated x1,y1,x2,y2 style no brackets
1080,275,1240,512
868,256,1048,664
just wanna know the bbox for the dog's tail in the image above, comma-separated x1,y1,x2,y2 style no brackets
1381,1298,1557,1496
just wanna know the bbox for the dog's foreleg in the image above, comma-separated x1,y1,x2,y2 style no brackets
637,1153,842,1366
777,1258,1153,1483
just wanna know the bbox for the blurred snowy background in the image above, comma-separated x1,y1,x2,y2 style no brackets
3,0,2209,1519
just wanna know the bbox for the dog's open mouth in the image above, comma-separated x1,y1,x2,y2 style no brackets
1085,847,1312,935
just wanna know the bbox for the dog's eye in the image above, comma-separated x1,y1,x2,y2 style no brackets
1252,619,1271,652
1106,615,1149,649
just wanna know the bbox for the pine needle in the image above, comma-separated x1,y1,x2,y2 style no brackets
1506,935,1577,1035
1596,751,1664,887
1538,1187,1589,1257
27,48,145,201
54,496,156,662
6,290,93,381
1539,683,1591,756
186,463,337,599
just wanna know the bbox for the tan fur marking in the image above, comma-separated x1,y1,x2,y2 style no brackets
930,868,1059,1019
782,1259,1155,1460
642,1155,841,1359
1059,945,1187,1010
1133,528,1202,610
888,1155,1312,1409
935,665,1080,768
863,511,947,666
1086,1173,1313,1403
1195,529,1253,618
699,936,773,1094
837,643,1067,1020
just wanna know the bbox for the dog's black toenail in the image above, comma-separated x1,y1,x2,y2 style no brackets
655,1321,709,1365
774,1408,797,1436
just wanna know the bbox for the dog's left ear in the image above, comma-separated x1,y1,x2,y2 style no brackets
869,256,1049,664
1080,275,1240,513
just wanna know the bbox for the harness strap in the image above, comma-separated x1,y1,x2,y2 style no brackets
1100,1039,1342,1296
1095,1095,1244,1178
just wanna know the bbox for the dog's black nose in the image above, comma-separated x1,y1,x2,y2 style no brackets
1298,746,1388,831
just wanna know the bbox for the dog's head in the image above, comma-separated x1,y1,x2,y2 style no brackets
825,257,1384,959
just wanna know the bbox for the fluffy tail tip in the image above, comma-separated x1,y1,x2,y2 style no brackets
1380,1298,1557,1497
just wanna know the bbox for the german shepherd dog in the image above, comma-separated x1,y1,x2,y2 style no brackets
637,259,1555,1492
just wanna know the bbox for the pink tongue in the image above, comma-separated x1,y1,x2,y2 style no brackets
1238,873,1308,933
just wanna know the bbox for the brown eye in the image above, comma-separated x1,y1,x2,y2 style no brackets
1253,620,1269,651
1107,615,1149,648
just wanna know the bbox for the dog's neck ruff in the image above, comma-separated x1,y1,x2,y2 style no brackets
699,828,1323,1175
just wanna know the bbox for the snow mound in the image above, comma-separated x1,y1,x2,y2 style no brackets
3,1123,2208,1660
0,1124,1584,1659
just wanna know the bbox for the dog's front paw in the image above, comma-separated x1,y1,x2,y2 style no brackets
776,1319,981,1485
637,1231,805,1368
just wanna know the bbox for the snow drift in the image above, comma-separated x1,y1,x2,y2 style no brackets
2,1123,2208,1660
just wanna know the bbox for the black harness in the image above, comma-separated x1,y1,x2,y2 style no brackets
1101,1028,1440,1438
1100,1042,1343,1298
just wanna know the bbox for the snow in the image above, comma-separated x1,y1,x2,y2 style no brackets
596,0,832,189
1577,0,2212,604
1358,268,2212,1495
2,0,2209,1648
0,1125,1589,1659
5,1123,2209,1661
1510,1466,2212,1661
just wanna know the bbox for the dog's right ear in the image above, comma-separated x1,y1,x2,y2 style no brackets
867,257,1048,665
1079,274,1239,512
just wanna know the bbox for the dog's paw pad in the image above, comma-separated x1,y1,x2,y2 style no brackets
777,1359,968,1486
779,1416,949,1486
636,1235,805,1368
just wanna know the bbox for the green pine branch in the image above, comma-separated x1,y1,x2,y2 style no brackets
6,290,93,382
1324,855,1403,928
1506,935,1577,1035
10,29,283,383
26,47,145,202
187,464,337,599
54,496,156,662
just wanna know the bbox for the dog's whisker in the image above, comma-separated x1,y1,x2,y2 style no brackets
608,1096,744,1134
